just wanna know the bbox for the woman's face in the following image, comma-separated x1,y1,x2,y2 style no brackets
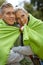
15,10,28,27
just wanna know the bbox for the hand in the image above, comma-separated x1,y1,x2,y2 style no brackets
20,26,24,31
20,24,26,32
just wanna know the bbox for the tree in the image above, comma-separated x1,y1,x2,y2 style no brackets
31,0,43,10
24,2,33,13
24,2,43,21
0,0,5,6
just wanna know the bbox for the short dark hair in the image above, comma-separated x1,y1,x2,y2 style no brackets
1,3,13,13
1,3,13,9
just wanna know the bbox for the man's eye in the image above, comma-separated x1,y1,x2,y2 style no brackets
12,12,15,14
7,12,10,15
6,12,15,15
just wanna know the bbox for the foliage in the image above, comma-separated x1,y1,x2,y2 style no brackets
24,2,33,13
0,0,5,6
24,2,43,21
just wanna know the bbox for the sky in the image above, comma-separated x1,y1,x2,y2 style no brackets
6,0,31,7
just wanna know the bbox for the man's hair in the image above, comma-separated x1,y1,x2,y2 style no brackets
1,3,13,13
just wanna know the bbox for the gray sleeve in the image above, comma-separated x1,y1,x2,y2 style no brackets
7,49,24,64
12,46,34,55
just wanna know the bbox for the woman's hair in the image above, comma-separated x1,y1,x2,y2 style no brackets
15,7,28,14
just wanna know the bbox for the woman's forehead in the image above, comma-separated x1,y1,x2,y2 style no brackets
16,9,26,15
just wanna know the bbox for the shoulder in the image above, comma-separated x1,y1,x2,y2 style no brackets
0,19,6,26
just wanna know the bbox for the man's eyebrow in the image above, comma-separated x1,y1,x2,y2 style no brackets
6,11,15,13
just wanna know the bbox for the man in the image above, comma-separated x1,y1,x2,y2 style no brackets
0,3,24,65
1,3,16,25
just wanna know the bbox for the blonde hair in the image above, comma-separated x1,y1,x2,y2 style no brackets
15,7,28,15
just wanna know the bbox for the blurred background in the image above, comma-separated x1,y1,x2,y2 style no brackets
0,0,43,20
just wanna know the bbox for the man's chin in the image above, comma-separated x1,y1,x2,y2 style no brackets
8,22,14,26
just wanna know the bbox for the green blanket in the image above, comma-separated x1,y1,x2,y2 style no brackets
0,19,20,65
23,14,43,60
0,14,43,65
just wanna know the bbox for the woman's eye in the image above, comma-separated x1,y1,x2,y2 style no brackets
22,15,25,17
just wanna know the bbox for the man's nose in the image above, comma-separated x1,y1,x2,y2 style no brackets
10,13,15,17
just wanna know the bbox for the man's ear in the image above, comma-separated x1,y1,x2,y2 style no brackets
0,13,2,19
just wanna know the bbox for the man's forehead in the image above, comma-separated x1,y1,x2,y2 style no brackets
3,7,15,12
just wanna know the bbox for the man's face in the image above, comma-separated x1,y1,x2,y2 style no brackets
16,10,28,27
2,7,15,25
